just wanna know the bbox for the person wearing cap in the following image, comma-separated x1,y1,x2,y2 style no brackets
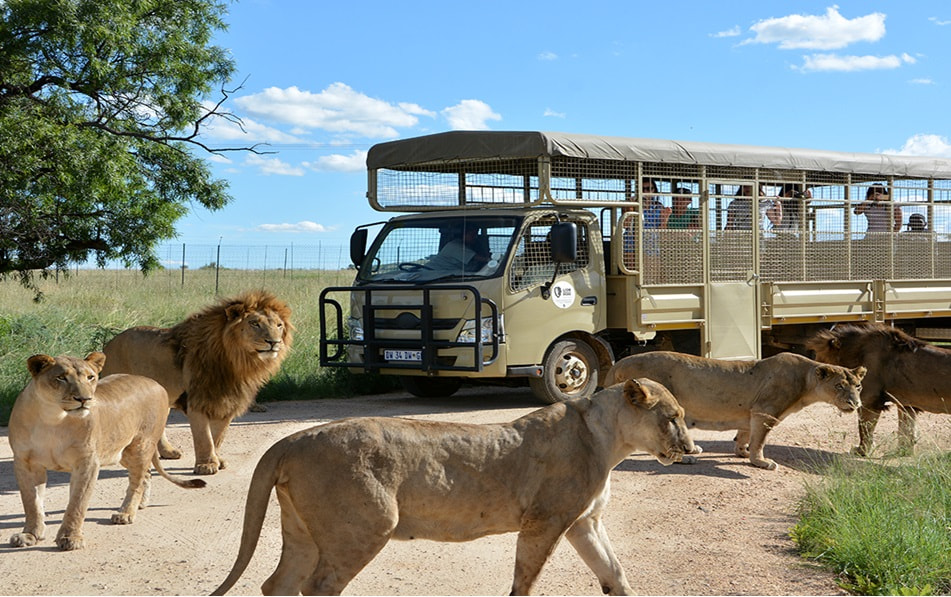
905,213,927,233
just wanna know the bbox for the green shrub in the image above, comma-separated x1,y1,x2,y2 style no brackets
792,452,951,595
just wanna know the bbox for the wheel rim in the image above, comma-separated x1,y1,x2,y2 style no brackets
553,352,589,393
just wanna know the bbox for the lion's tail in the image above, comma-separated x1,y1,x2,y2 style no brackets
210,440,284,596
151,453,207,489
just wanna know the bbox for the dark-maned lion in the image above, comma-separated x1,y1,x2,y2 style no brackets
807,323,951,455
604,351,865,470
101,290,293,475
8,353,205,551
212,379,694,596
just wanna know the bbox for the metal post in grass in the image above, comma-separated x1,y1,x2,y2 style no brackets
283,247,288,278
215,239,221,296
181,243,186,287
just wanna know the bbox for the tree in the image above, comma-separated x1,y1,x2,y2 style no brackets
0,0,254,292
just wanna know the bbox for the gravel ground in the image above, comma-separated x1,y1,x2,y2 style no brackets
1,385,948,595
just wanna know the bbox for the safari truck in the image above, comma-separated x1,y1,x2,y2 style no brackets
319,131,951,403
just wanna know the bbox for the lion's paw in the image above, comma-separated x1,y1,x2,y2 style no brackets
9,532,40,548
751,458,778,470
159,446,183,460
56,535,85,551
194,462,220,475
850,445,870,457
111,512,135,525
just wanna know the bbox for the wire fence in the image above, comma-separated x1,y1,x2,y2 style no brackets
149,242,352,271
72,242,354,294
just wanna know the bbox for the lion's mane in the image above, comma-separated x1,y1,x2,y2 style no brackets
171,290,293,420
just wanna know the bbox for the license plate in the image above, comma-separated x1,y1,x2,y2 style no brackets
384,349,422,362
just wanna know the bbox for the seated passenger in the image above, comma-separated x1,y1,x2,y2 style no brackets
725,184,781,231
667,187,700,230
427,227,488,271
905,213,928,233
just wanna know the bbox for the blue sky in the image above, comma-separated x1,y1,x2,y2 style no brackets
179,1,951,250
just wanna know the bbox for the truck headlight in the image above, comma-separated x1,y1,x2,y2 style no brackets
347,316,364,341
457,316,500,344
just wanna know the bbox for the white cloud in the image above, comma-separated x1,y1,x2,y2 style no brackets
929,17,951,26
244,154,306,176
235,83,436,138
910,78,934,85
884,134,951,158
199,104,306,145
796,52,914,73
441,100,502,130
303,150,368,173
538,51,558,61
748,6,885,50
256,221,334,234
712,26,741,38
543,108,566,118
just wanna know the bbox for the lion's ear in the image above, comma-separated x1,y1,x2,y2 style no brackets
224,303,246,321
815,364,835,380
26,354,55,377
852,366,867,380
84,352,107,372
624,378,658,408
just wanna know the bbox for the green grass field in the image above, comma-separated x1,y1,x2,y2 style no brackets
0,267,397,424
792,452,951,595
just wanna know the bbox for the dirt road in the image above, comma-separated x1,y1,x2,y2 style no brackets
2,386,948,595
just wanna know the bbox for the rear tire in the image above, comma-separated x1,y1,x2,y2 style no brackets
529,339,599,404
399,376,462,398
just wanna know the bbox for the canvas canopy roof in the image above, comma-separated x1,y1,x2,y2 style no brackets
367,131,951,180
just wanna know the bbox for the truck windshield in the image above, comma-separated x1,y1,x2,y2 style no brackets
358,216,520,283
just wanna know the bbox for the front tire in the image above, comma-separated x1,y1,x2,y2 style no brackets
399,376,462,398
530,339,599,404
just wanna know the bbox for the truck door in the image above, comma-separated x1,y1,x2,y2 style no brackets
705,183,767,359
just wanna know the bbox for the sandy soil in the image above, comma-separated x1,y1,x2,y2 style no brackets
1,385,948,596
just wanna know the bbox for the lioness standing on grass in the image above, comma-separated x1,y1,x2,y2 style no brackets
604,351,865,470
8,353,205,551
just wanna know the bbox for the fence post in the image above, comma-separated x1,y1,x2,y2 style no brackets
181,243,185,287
215,241,221,296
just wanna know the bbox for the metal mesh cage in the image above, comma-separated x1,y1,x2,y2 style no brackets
368,133,951,287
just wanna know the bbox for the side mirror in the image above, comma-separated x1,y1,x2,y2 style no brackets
350,228,368,269
550,222,577,263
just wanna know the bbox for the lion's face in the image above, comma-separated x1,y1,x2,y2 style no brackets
26,353,107,416
619,378,695,465
815,364,865,412
227,307,290,361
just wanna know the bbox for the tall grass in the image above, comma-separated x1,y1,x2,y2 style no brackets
792,452,951,595
0,267,397,424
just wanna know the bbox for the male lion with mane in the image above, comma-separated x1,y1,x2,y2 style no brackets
9,353,205,551
604,351,865,470
807,323,951,456
101,290,293,475
212,379,694,596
